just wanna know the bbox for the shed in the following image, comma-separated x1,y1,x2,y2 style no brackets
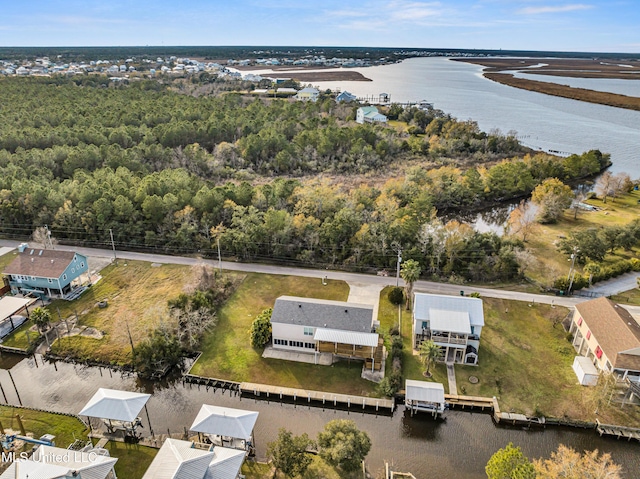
572,356,599,386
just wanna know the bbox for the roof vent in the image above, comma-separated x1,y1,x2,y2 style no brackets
31,258,34,262
30,249,34,255
39,250,43,256
51,259,54,263
345,309,348,313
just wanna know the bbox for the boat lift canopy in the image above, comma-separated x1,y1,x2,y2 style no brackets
190,404,258,441
79,388,151,422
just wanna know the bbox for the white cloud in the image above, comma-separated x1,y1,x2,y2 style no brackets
517,4,594,15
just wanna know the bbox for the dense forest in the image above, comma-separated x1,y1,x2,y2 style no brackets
0,76,610,281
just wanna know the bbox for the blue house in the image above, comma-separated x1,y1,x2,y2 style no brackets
336,91,357,102
4,247,89,299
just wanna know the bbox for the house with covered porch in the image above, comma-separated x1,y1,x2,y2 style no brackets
570,297,640,384
270,296,383,371
3,247,89,299
412,293,484,365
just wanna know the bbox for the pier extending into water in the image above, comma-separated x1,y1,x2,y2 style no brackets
596,420,640,442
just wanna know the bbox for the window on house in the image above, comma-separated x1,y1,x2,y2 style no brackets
48,279,53,283
63,274,67,280
80,262,85,268
586,330,591,340
605,360,612,371
577,317,583,326
274,339,288,346
305,343,315,349
303,327,314,336
71,269,75,274
595,346,603,359
30,276,35,281
289,341,304,348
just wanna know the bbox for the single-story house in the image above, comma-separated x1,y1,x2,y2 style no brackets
336,91,357,102
356,106,388,124
294,87,320,102
0,444,118,479
569,297,640,383
270,296,383,370
142,438,245,479
404,379,446,416
3,247,89,299
412,293,484,365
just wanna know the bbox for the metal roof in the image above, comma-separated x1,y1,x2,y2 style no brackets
314,328,379,347
79,388,151,422
405,380,445,404
190,405,258,441
142,439,245,479
0,297,33,321
429,309,471,335
0,461,70,479
413,293,484,330
271,296,374,333
24,445,117,479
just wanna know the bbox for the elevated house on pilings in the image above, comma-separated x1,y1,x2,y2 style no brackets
270,296,383,371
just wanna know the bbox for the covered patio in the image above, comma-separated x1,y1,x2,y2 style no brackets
79,388,152,439
190,404,258,452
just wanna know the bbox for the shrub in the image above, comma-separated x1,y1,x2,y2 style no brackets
388,287,405,305
249,308,272,348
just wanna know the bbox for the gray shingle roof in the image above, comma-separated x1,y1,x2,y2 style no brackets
271,296,373,333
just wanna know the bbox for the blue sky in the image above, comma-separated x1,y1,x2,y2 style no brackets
1,1,638,53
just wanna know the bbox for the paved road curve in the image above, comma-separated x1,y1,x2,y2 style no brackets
2,239,639,316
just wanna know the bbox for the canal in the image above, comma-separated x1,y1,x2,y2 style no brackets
1,354,638,478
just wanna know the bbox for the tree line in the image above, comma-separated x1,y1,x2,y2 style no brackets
0,76,611,282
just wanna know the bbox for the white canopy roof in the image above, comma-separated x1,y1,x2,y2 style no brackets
142,438,245,479
190,405,258,441
405,380,445,404
0,296,32,321
0,445,118,479
314,328,379,347
79,388,151,422
429,309,471,335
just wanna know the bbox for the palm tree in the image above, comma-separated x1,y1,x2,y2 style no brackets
400,259,421,311
583,263,601,287
419,340,440,378
31,307,52,334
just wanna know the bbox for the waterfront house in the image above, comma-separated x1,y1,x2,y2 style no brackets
142,438,245,479
294,87,320,102
404,379,446,417
0,444,118,479
270,296,383,370
336,91,357,102
3,246,89,299
412,293,484,365
356,106,388,124
569,297,640,383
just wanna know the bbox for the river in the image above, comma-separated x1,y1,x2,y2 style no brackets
1,354,638,478
276,57,640,176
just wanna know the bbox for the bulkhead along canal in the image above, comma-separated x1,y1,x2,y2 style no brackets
1,354,638,478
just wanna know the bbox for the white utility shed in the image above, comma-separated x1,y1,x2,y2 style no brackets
572,356,599,386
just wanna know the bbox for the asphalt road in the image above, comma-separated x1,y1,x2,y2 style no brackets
2,239,639,316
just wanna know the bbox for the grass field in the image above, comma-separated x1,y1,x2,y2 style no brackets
102,440,158,479
0,406,88,447
610,286,640,305
377,287,448,390
189,273,379,396
525,190,640,286
0,318,37,350
48,261,194,364
242,456,362,479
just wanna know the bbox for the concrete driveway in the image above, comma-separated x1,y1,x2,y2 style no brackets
347,282,385,322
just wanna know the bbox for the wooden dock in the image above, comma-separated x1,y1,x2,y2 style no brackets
183,374,240,391
445,394,496,411
239,382,394,412
596,420,640,442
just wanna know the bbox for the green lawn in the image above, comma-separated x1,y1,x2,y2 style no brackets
242,456,362,479
103,440,158,479
189,273,378,396
377,287,448,391
1,318,38,350
0,405,88,448
610,286,640,305
48,260,194,364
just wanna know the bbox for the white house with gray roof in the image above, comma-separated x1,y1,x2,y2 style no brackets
270,296,382,370
356,106,387,124
412,293,484,365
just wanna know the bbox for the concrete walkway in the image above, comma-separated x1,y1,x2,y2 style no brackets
446,363,458,395
262,346,333,365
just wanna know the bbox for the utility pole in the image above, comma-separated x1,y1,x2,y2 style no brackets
109,229,117,263
217,236,222,273
395,247,402,287
567,247,580,295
